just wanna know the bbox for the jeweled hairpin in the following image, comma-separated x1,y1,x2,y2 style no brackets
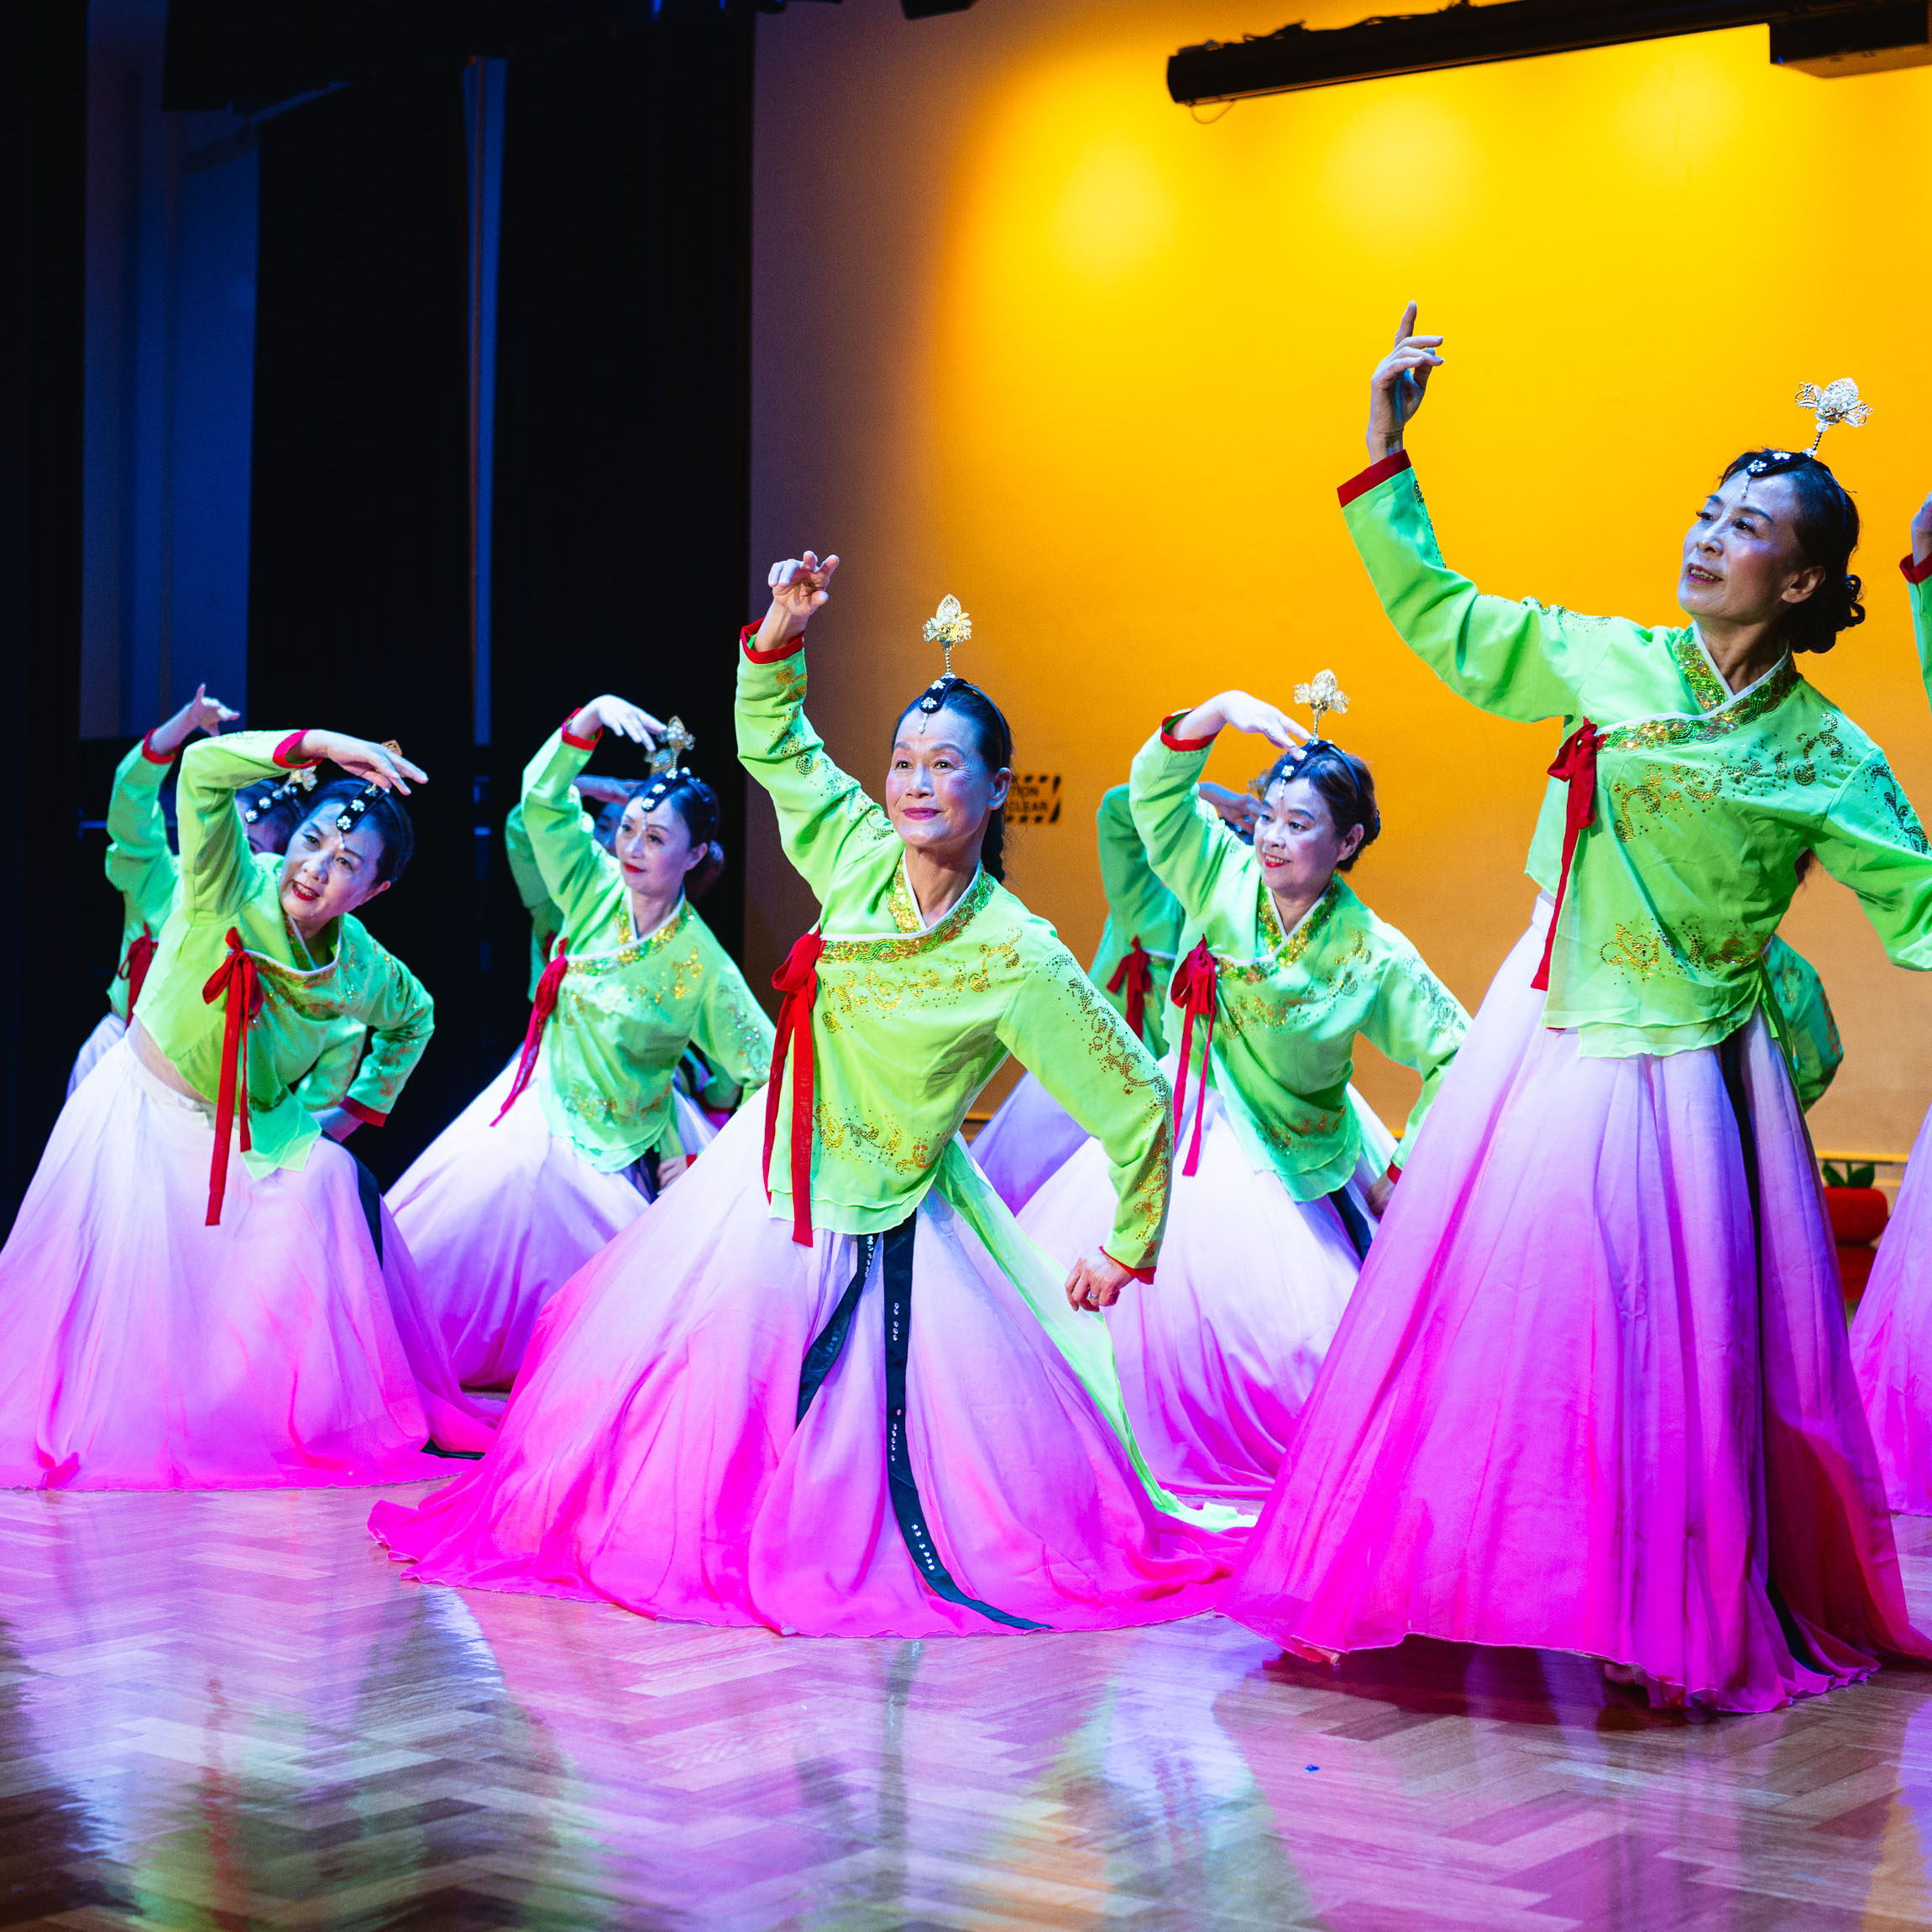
1797,378,1872,455
638,767,693,811
647,717,694,778
243,766,317,825
1293,669,1350,738
919,595,973,710
335,741,405,833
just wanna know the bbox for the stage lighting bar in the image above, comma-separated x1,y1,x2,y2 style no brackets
1168,0,1931,102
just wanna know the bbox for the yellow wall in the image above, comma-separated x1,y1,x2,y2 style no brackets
748,0,1932,1152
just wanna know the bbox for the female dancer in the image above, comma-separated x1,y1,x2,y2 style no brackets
71,686,367,1103
1022,707,1465,1503
972,778,1255,1214
372,557,1238,1636
1226,309,1931,1710
387,708,772,1387
1850,493,1932,1511
0,728,491,1488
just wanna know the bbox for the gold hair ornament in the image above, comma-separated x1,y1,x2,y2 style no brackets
243,764,317,825
1293,669,1349,738
919,594,974,712
335,741,406,834
1795,378,1872,455
647,717,695,777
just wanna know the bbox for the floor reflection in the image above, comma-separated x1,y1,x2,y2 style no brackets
1,1490,1931,1929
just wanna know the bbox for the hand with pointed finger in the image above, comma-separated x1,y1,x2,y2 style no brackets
1367,300,1444,459
755,550,841,654
149,683,242,759
573,695,666,750
297,732,428,794
1064,1252,1134,1312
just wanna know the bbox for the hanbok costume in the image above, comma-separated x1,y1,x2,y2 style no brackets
1851,552,1932,1512
1764,935,1841,1113
70,730,366,1103
1225,451,1932,1710
369,629,1238,1636
1020,722,1467,1505
972,784,1177,1215
0,730,491,1489
386,725,774,1388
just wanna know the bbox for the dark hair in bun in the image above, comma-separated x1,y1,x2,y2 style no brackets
1718,449,1864,656
1260,741,1380,872
628,772,725,899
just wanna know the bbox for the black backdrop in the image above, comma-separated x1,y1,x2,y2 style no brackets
0,3,86,1225
245,14,757,1187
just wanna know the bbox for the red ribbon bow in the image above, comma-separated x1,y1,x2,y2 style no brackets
764,930,826,1247
494,939,569,1125
1530,723,1600,994
202,928,264,1226
1168,939,1220,1178
120,923,158,1014
1107,937,1154,1043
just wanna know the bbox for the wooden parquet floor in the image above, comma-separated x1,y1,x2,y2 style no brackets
3,1492,1932,1932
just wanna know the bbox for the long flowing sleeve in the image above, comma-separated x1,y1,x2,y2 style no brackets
104,734,179,920
1808,751,1932,971
1340,453,1613,725
736,632,897,903
1127,724,1244,930
175,730,314,925
998,941,1172,1274
337,930,435,1125
1361,947,1469,1167
521,722,620,937
505,801,567,995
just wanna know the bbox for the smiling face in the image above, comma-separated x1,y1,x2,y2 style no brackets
1255,773,1364,904
886,702,1012,867
278,807,390,929
614,796,699,903
1678,470,1825,635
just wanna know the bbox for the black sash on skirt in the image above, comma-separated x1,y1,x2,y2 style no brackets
796,1215,1047,1632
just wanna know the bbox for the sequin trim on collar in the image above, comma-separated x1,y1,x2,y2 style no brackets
1600,656,1799,756
1253,876,1339,966
568,898,694,976
821,867,997,964
1668,628,1730,714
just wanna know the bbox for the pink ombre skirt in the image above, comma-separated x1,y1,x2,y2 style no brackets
371,1106,1238,1637
970,1071,1091,1216
1020,1088,1367,1505
0,1037,493,1490
1223,899,1925,1713
386,1057,717,1388
1851,1102,1932,1513
66,1012,125,1097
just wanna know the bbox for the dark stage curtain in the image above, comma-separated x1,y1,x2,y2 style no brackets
249,73,475,1185
490,13,756,980
0,2,86,1228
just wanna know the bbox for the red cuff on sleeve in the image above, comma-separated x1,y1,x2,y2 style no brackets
1337,448,1413,508
339,1097,388,1128
561,709,602,751
741,620,805,665
273,730,316,769
1160,709,1218,754
1902,552,1932,587
139,729,172,765
1102,1249,1158,1285
1385,1156,1403,1182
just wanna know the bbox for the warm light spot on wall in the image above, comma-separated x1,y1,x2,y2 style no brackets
1053,139,1173,280
1318,95,1473,231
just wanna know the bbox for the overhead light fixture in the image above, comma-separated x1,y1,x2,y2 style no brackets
1168,0,1932,103
902,0,976,14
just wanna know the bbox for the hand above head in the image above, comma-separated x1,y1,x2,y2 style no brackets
1167,690,1313,757
1913,489,1932,568
1064,1251,1134,1312
295,732,427,794
1367,301,1443,460
149,683,241,759
573,696,666,749
754,551,841,654
1197,780,1263,835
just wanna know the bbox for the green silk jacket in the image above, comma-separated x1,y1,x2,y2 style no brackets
521,725,773,1170
1762,934,1841,1113
1131,723,1468,1196
737,635,1173,1274
1343,452,1932,1058
504,801,567,1003
1088,783,1180,1058
134,731,434,1176
102,734,181,1022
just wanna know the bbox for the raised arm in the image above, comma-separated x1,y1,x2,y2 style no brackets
1343,304,1607,725
1904,490,1932,704
1362,945,1470,1170
998,942,1173,1309
736,551,898,900
1128,694,1307,927
521,699,662,933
